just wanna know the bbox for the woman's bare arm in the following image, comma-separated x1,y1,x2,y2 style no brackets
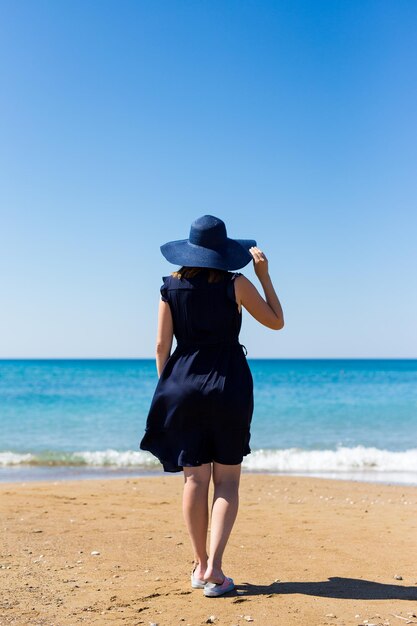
155,300,174,376
234,246,284,330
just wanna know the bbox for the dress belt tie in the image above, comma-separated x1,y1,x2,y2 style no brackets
176,340,248,356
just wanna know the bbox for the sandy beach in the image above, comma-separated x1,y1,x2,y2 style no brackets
1,474,416,626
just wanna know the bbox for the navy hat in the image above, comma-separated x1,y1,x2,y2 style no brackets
160,215,256,271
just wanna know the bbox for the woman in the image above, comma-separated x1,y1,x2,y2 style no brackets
140,215,284,597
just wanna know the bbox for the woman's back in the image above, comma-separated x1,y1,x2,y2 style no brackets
161,270,241,347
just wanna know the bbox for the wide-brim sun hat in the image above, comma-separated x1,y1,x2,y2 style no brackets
160,215,257,271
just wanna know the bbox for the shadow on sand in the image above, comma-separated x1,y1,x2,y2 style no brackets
233,577,417,601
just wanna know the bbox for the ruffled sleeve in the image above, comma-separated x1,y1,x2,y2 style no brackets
160,276,170,302
226,272,242,304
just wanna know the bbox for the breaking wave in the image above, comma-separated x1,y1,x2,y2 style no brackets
0,449,158,468
1,446,417,475
242,446,417,473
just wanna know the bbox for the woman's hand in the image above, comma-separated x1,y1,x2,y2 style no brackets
249,246,269,282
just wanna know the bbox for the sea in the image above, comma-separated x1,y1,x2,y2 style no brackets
1,359,416,485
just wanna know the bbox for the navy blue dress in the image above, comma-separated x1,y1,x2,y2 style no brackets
140,270,254,472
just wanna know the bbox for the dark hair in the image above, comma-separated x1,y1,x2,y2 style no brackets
171,266,228,284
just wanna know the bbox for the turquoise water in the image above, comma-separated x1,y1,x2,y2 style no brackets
1,359,417,483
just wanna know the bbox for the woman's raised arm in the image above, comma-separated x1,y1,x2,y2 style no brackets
234,247,284,330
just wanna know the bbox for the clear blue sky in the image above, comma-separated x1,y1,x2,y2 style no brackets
1,0,416,358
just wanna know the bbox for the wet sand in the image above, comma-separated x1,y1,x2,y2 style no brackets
1,474,417,625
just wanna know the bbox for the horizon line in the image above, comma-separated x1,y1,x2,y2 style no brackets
1,357,416,361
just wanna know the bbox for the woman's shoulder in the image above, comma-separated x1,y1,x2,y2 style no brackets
231,272,254,297
160,275,174,301
160,273,194,297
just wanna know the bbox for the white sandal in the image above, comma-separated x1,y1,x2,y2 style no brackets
204,576,235,597
191,567,206,589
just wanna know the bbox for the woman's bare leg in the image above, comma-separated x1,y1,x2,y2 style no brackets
205,462,241,583
183,463,211,580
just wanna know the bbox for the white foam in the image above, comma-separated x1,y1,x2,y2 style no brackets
0,451,34,466
73,449,159,467
242,446,417,473
0,449,158,467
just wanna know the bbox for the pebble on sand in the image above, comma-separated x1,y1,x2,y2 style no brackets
206,617,216,624
394,574,403,580
90,551,100,556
